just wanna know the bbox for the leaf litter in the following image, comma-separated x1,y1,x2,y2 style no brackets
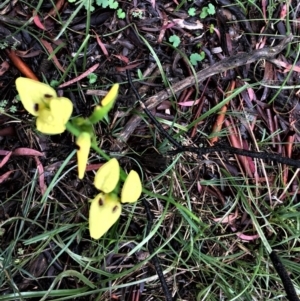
1,0,300,300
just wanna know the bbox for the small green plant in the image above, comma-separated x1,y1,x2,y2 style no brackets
188,7,196,16
189,51,205,66
68,0,118,12
0,39,19,50
132,10,143,19
0,41,8,50
169,34,181,48
87,73,98,84
200,3,216,18
0,100,17,113
50,80,60,88
117,8,125,19
0,100,8,112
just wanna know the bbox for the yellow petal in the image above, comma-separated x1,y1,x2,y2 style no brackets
35,97,73,134
88,84,119,124
36,109,66,134
15,77,57,116
50,97,73,124
89,193,122,239
121,170,142,203
94,158,120,193
101,83,119,106
76,132,91,179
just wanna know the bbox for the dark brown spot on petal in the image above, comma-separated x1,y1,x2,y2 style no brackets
98,198,104,206
44,94,53,98
34,103,39,112
112,205,119,213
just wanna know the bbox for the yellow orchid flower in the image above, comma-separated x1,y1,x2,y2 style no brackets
94,158,120,193
15,77,73,134
76,132,91,179
36,97,73,134
121,170,142,203
89,159,142,239
89,192,122,239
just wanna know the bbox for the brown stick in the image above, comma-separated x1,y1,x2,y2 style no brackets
6,49,39,81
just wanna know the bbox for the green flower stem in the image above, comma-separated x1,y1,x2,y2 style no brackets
65,121,80,137
91,141,110,161
65,121,127,181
